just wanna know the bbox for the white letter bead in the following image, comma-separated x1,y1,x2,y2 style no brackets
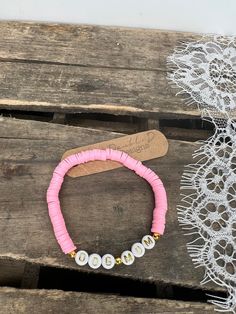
131,242,145,258
121,250,135,265
102,254,115,269
75,250,89,266
88,253,102,269
141,235,155,250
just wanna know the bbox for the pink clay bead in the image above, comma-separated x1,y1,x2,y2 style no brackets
46,148,168,254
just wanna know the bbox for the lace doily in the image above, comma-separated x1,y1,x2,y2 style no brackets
168,36,236,313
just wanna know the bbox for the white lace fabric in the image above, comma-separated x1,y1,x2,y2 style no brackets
168,36,236,313
168,36,236,115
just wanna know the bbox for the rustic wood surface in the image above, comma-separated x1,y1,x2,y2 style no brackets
0,287,215,314
0,22,222,312
0,22,201,118
0,116,220,293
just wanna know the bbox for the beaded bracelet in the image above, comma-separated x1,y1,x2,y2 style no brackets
46,148,168,270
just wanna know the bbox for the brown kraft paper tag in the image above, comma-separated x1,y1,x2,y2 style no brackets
62,129,168,177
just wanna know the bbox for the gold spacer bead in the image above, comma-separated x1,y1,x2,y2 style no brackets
152,233,161,241
115,257,122,265
68,251,76,258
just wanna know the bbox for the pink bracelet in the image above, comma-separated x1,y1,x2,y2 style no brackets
47,148,168,269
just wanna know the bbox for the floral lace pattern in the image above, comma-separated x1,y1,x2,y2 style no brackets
168,36,236,313
168,36,236,113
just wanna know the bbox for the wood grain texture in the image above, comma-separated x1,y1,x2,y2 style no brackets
0,116,222,293
0,22,200,70
0,287,215,314
0,22,201,117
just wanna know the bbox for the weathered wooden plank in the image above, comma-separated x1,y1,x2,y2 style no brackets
0,22,200,117
0,61,196,118
0,117,218,291
0,22,200,70
0,287,215,314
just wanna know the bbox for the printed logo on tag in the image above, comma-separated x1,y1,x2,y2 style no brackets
62,130,168,177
